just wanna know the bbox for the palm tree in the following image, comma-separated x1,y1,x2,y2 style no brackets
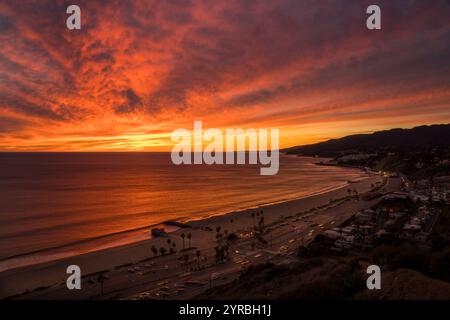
167,238,172,251
187,233,192,248
151,245,157,257
160,247,166,256
196,250,201,268
216,227,221,238
97,273,108,297
181,233,186,250
259,216,265,233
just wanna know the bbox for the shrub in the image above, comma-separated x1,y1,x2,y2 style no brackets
429,247,450,282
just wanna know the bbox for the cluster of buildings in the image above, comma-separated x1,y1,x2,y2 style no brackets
408,176,450,204
324,209,382,251
401,205,440,242
407,184,450,204
428,188,450,204
318,169,449,251
323,198,441,251
383,189,450,205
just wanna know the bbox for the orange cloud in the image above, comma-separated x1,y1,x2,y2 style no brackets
0,0,449,151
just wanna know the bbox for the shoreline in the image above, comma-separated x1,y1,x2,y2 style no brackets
0,162,364,272
182,178,357,223
0,172,382,299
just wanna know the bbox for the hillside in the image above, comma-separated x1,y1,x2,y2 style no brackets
285,124,450,157
285,124,450,179
198,262,450,300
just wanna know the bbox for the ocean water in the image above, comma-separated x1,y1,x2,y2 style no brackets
0,152,364,270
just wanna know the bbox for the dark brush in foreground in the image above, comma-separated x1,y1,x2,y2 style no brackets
198,198,450,300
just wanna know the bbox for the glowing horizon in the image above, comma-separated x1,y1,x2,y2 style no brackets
1,0,449,152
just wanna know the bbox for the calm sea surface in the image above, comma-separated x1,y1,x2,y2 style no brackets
0,152,364,269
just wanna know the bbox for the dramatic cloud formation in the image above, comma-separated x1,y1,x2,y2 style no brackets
0,0,449,150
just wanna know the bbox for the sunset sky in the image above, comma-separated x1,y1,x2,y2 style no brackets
0,0,449,151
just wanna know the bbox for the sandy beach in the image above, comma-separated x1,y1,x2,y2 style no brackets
0,172,391,299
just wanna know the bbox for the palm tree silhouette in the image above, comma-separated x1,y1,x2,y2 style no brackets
97,273,108,297
151,245,157,257
181,233,186,250
196,250,201,268
187,233,192,248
